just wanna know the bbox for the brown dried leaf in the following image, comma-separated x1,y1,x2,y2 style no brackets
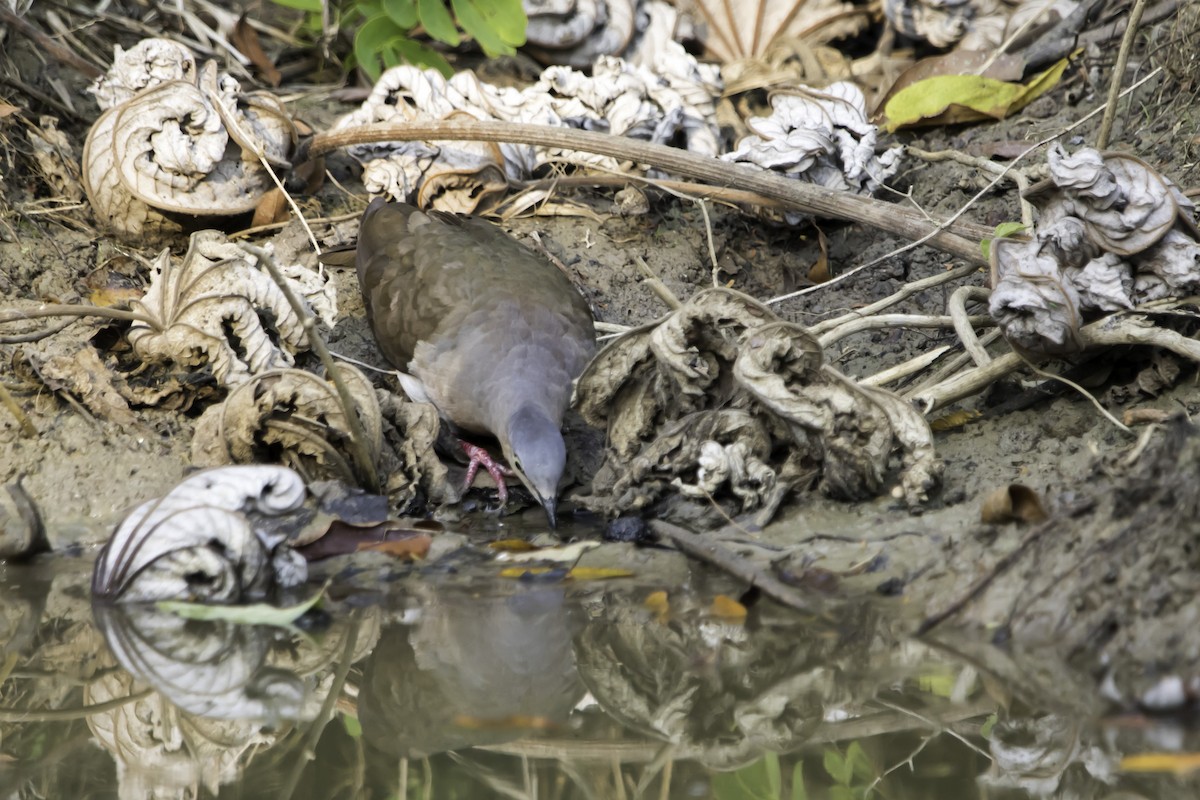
980,484,1048,525
357,533,433,560
232,15,282,87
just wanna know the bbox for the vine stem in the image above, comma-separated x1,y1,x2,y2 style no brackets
307,120,986,265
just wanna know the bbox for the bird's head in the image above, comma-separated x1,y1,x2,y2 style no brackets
503,406,567,528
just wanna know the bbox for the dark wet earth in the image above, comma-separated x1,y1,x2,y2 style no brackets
2,536,1199,800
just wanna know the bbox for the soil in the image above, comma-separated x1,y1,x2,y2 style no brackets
2,9,1200,711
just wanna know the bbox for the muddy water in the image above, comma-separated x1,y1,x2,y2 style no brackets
0,542,1196,800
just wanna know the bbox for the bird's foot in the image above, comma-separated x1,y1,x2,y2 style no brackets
459,440,513,508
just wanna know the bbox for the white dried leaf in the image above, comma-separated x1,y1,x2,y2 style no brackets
83,48,296,241
722,83,901,224
989,237,1084,354
526,0,636,66
334,49,719,212
1133,229,1200,301
1065,253,1133,312
92,466,309,603
88,38,197,110
127,231,337,387
884,0,1008,49
1048,144,1178,255
94,605,310,722
694,0,868,61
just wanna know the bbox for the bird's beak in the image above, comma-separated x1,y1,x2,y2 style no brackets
541,495,558,529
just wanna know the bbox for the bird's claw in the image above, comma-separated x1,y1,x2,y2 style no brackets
460,440,512,509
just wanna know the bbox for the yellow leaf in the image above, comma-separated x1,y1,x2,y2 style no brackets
644,590,670,622
1120,752,1200,775
489,538,538,552
930,409,982,431
499,566,553,578
567,567,635,580
709,594,748,622
498,566,633,581
882,57,1071,132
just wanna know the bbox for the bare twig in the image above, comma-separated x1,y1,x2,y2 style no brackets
307,121,987,264
241,244,380,493
948,286,994,367
1096,0,1150,149
817,313,991,349
0,304,158,328
650,519,834,618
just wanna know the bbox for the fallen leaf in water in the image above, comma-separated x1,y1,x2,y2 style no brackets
980,484,1048,524
495,540,600,562
499,566,634,580
156,582,326,626
452,714,559,731
489,538,539,552
644,590,670,622
1120,752,1200,776
710,594,748,622
569,567,636,580
357,534,432,559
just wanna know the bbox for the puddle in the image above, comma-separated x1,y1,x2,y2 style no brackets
0,546,1197,799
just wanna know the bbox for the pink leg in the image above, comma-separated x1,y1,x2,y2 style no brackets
460,440,513,507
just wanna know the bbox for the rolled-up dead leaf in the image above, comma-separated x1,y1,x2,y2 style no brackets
980,483,1048,525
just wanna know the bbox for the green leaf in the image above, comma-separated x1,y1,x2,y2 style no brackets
712,755,782,800
418,0,461,45
829,787,857,800
846,742,874,784
391,37,453,76
451,0,526,56
791,762,807,800
981,221,1028,260
355,14,405,81
156,583,326,626
268,0,325,11
980,712,998,739
342,714,363,738
382,0,419,27
881,57,1071,132
824,749,850,786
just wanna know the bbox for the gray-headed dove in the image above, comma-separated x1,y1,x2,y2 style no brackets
355,199,595,526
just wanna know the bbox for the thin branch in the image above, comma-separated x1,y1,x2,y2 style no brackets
307,121,986,264
1096,0,1150,149
650,519,835,618
241,244,381,493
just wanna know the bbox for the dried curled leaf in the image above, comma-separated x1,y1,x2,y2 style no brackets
92,465,310,603
990,145,1200,354
335,48,720,213
83,43,296,241
192,366,383,485
525,0,635,67
883,0,1009,50
723,83,901,224
93,604,310,721
980,484,1048,524
127,231,337,387
576,289,941,524
693,0,868,62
